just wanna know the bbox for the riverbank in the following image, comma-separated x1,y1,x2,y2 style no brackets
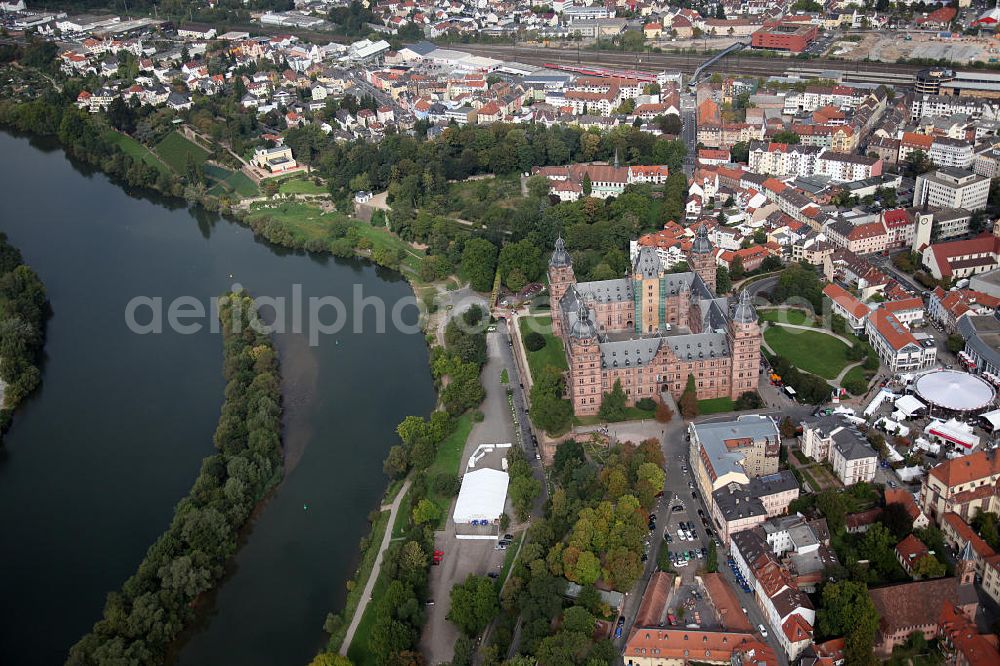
0,232,49,444
0,92,467,666
68,290,284,664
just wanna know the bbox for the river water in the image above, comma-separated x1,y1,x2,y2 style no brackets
0,132,436,665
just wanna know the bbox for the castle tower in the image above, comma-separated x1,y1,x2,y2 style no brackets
568,304,602,416
548,237,575,337
727,290,761,399
688,224,717,294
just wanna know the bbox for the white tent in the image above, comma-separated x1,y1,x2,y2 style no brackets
865,389,898,418
980,409,1000,433
924,419,980,451
897,466,924,482
912,437,941,456
894,395,926,418
876,417,910,438
453,468,509,524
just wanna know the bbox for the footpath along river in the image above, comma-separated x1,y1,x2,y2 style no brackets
0,131,436,665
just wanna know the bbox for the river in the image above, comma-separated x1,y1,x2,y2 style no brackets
0,131,436,665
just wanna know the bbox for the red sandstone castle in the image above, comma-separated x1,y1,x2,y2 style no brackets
548,225,763,416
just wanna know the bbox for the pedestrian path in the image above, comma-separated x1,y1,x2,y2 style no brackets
340,477,412,656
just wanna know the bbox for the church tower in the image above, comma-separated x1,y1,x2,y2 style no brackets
548,237,575,337
957,541,977,586
728,290,761,399
688,224,717,294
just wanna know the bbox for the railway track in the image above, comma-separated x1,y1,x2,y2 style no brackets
458,43,923,80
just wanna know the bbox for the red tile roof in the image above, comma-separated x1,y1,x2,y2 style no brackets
942,513,998,560
928,450,1000,488
895,534,930,569
782,614,813,644
623,628,777,665
823,283,870,319
869,308,918,352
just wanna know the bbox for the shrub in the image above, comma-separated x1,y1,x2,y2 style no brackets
524,331,545,352
734,391,763,410
635,397,657,411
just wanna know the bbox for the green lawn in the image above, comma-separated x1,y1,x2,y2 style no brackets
278,175,328,195
842,365,876,395
105,131,171,175
698,397,735,414
204,164,259,198
246,203,426,276
445,174,524,222
426,414,473,526
764,325,851,379
576,406,655,426
391,489,412,539
346,558,394,666
497,532,524,593
353,222,426,276
155,131,211,173
519,315,568,381
247,202,341,244
327,509,390,653
758,308,816,327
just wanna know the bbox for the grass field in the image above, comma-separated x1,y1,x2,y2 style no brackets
346,558,392,666
446,174,523,222
426,414,473,526
155,131,210,173
519,315,568,381
105,131,171,175
764,325,851,379
698,397,735,414
353,222,425,276
278,175,327,195
497,533,524,593
758,308,816,327
842,365,876,394
204,164,258,197
246,203,426,276
576,405,656,426
247,202,340,244
327,509,390,653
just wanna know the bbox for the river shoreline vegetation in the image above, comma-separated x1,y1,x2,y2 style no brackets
313,305,499,666
0,233,50,444
67,291,283,665
1,43,688,666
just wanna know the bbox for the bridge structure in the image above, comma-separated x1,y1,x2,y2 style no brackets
689,42,749,87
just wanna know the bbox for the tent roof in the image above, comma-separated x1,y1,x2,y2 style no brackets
894,394,926,417
453,468,509,523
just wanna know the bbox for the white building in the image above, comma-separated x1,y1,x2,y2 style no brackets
914,167,990,212
800,416,877,485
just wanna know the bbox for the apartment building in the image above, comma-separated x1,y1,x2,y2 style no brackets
914,167,990,212
688,415,781,512
800,416,877,485
815,151,883,182
865,308,938,372
929,137,975,169
822,283,870,332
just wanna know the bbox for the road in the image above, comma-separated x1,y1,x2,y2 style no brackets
421,315,546,663
458,43,926,79
680,92,696,177
340,478,413,656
